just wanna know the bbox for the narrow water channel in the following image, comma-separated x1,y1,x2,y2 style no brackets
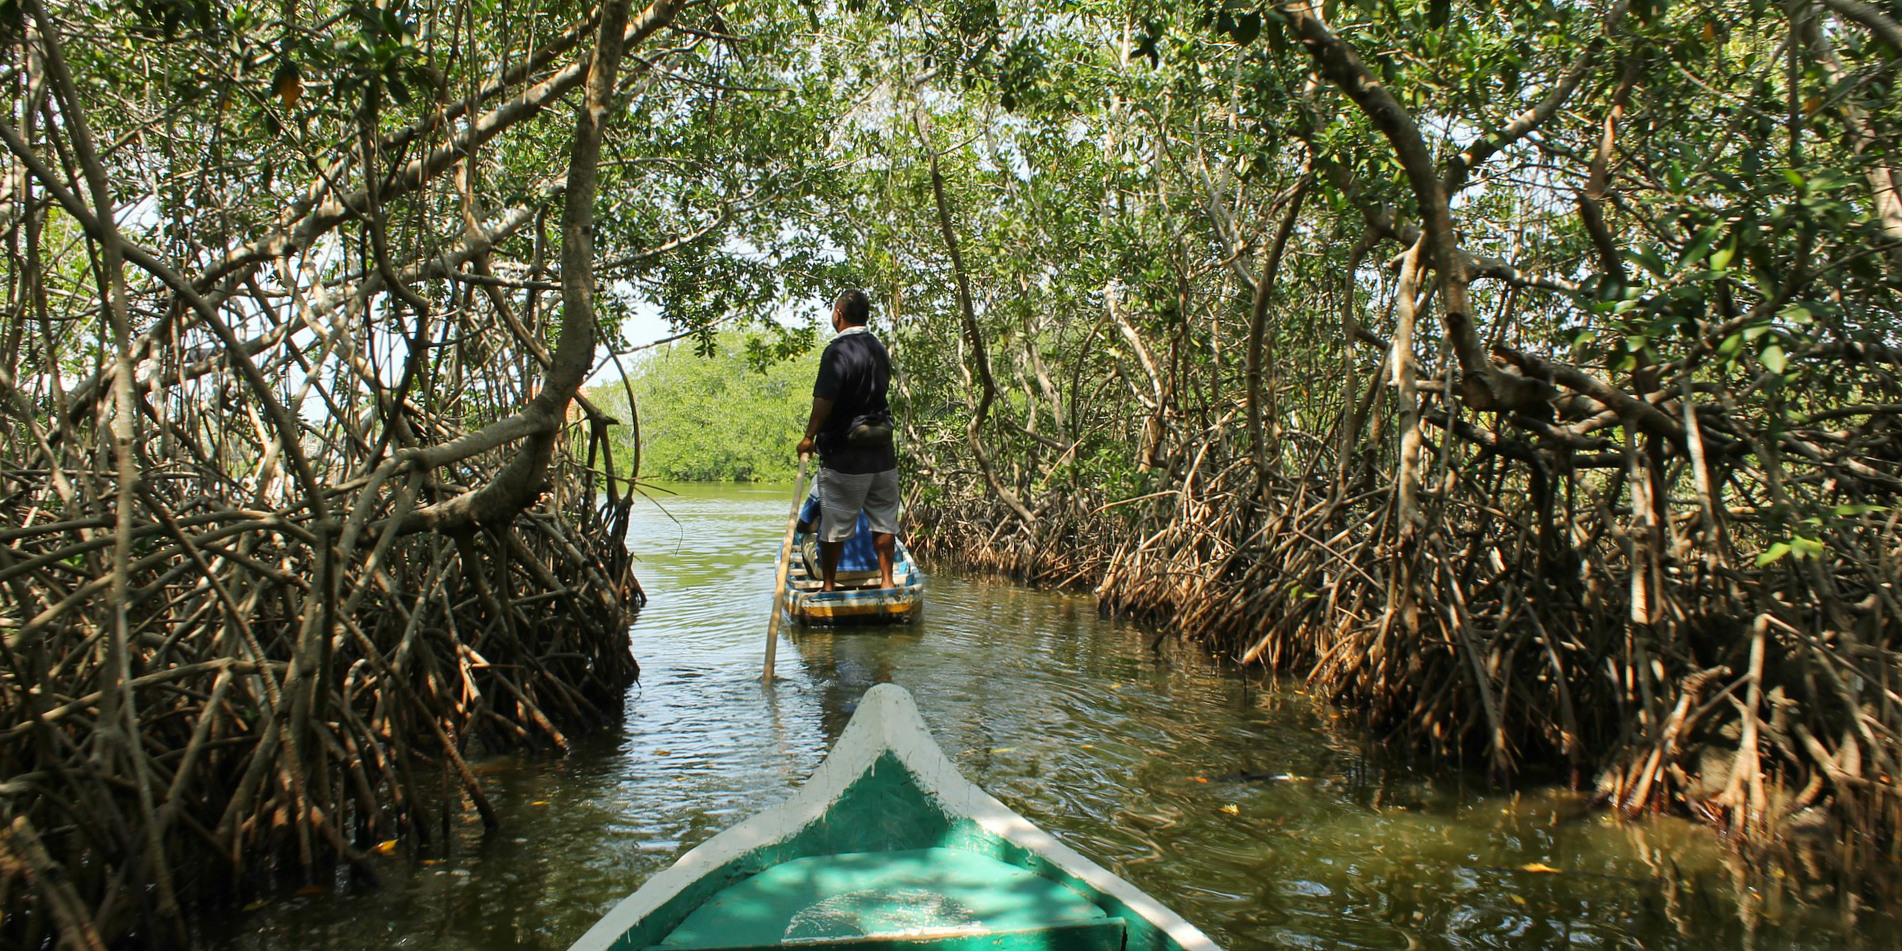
217,483,1893,950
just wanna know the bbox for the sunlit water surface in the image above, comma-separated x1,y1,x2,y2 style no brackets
215,483,1895,950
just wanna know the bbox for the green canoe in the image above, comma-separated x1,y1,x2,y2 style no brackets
568,684,1223,951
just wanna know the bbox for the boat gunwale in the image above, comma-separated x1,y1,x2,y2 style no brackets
565,684,1221,951
785,534,925,625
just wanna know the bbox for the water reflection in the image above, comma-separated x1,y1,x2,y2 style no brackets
212,483,1897,951
789,629,907,741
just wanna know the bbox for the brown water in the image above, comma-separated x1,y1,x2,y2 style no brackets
214,483,1896,950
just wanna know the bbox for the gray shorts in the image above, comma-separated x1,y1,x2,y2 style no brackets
817,468,901,542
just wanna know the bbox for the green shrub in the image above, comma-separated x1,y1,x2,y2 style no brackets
592,332,818,483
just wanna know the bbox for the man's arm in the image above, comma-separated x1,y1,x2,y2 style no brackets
796,396,833,457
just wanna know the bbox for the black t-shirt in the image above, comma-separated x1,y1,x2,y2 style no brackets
813,328,897,474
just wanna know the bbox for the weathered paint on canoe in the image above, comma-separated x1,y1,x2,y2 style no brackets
567,684,1223,951
655,847,1114,947
784,533,925,626
651,921,1126,951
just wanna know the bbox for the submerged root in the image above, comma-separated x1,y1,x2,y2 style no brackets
908,455,1902,879
0,465,642,948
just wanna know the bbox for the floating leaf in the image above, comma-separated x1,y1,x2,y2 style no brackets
1520,862,1562,873
373,839,399,855
1220,803,1240,815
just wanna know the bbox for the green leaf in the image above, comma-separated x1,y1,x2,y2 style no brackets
1756,541,1791,566
1830,503,1888,517
1679,226,1721,267
1760,343,1787,374
1708,241,1736,272
1629,246,1669,278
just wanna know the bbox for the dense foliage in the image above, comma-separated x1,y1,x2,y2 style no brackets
0,0,842,944
796,0,1902,885
590,331,820,482
5,0,1902,943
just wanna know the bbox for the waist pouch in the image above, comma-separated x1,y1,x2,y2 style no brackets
845,409,893,447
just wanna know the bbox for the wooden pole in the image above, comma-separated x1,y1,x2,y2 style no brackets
762,454,810,684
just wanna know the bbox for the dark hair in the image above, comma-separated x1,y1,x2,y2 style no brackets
835,288,871,326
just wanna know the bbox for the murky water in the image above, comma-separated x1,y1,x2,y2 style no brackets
216,483,1895,950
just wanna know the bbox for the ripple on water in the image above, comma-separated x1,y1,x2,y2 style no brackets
209,483,1900,951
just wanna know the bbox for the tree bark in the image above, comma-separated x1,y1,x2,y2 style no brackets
921,115,1037,527
1277,0,1552,412
1246,170,1310,487
406,0,676,533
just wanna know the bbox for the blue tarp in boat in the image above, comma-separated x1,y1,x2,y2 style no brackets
798,490,879,572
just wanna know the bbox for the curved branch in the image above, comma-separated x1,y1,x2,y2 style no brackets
1277,1,1557,411
1276,2,1475,359
1817,0,1902,53
1443,17,1614,194
405,0,679,533
921,114,1037,527
205,0,681,286
1246,168,1311,485
0,93,331,521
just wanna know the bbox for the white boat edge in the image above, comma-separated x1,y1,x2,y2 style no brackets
566,682,1223,951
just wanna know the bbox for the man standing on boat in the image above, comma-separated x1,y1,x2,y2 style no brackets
796,289,900,591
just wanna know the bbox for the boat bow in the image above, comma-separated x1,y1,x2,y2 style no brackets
569,684,1222,951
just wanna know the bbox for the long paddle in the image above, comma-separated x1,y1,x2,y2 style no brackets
761,453,810,685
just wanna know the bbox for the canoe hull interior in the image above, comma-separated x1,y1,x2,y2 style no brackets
656,847,1120,949
569,685,1222,951
660,921,1126,950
